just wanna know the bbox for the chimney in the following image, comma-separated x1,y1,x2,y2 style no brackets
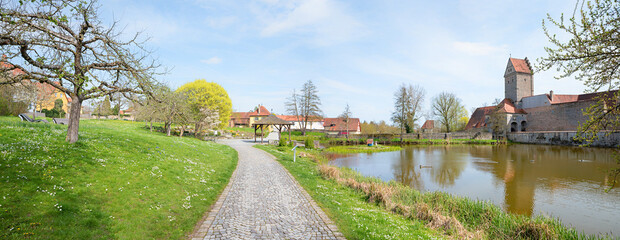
549,90,554,101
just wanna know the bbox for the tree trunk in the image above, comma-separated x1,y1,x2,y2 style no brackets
66,98,82,143
166,122,171,136
180,125,185,137
32,102,36,119
150,121,153,131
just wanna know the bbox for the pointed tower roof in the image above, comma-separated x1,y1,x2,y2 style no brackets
508,57,532,74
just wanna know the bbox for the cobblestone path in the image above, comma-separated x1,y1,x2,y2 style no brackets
192,140,345,240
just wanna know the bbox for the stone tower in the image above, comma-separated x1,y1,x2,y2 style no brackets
504,57,533,108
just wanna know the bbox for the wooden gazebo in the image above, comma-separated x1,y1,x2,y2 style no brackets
251,115,293,144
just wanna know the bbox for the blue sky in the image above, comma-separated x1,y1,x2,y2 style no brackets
100,0,586,123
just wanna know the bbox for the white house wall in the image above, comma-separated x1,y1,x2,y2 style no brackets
289,121,324,130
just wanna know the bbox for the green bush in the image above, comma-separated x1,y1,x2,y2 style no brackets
42,108,66,118
304,138,314,149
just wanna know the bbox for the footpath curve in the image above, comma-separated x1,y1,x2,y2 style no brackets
191,139,345,240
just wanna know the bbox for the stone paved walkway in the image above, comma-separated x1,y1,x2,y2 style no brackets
191,139,345,240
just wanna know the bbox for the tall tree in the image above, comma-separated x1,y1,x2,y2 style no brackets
539,0,619,189
339,103,352,139
406,84,425,131
94,95,112,116
286,80,322,135
285,89,301,131
392,85,408,140
159,90,190,137
392,83,426,140
176,79,231,133
431,92,464,133
0,0,159,143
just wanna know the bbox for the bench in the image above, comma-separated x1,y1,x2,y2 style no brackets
18,114,49,123
52,118,70,125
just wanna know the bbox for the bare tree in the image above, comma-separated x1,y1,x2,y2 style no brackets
392,85,408,140
431,92,464,133
0,0,159,142
286,80,322,135
285,89,301,131
134,94,159,131
392,83,426,140
406,84,425,131
339,103,352,139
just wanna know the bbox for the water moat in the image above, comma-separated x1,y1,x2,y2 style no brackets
327,144,619,237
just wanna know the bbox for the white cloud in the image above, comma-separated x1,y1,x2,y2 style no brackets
202,57,223,64
113,7,182,44
259,0,364,45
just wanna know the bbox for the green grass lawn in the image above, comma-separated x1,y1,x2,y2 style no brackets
255,145,442,240
224,126,255,133
0,117,237,239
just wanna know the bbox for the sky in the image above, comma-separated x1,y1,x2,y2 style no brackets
100,0,586,124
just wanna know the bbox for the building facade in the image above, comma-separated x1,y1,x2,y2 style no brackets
467,57,616,133
229,105,272,128
277,115,324,130
323,117,361,135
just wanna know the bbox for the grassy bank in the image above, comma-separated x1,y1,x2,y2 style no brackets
258,144,594,240
325,145,402,153
0,117,237,239
256,145,442,239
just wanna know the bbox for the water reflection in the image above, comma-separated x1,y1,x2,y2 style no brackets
328,144,619,236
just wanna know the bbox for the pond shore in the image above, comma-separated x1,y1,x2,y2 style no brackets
258,144,607,239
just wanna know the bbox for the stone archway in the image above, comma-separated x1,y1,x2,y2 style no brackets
520,121,527,132
510,122,518,132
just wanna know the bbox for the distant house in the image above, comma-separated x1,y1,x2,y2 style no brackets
421,120,437,133
33,82,72,114
229,105,272,128
277,115,324,130
323,117,361,135
1,59,73,115
119,107,136,120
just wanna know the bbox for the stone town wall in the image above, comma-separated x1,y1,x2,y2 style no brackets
334,132,493,140
507,131,620,148
525,100,592,131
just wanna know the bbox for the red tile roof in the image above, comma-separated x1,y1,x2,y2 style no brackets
231,112,250,119
229,112,250,125
1,61,26,76
323,118,360,132
547,90,618,105
277,115,323,122
496,98,526,114
465,106,496,130
249,105,270,116
421,120,434,129
510,58,532,74
33,81,72,103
